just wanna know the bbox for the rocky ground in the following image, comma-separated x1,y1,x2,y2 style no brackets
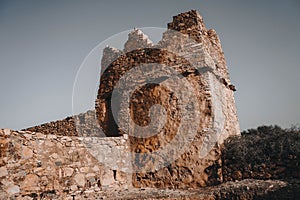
83,179,300,200
4,179,298,200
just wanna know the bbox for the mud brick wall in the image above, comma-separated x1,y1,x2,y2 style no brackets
0,129,131,199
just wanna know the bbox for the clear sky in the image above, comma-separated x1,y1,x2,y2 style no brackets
0,0,299,131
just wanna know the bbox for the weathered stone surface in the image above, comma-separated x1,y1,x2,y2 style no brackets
102,170,115,186
21,174,39,190
22,110,102,137
7,185,20,195
3,128,11,136
74,173,86,187
0,166,8,178
95,9,240,188
0,129,131,198
0,9,245,199
124,29,153,53
101,46,123,75
21,146,33,159
63,167,74,177
70,184,78,191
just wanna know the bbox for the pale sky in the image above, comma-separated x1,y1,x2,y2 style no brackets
0,0,299,131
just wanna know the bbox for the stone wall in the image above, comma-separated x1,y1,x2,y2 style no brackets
2,127,297,200
23,110,102,137
0,129,131,199
15,10,240,191
95,10,240,188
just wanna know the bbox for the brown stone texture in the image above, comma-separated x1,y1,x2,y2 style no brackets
23,110,102,137
0,9,299,200
0,129,131,199
124,29,153,53
0,9,256,199
95,9,240,188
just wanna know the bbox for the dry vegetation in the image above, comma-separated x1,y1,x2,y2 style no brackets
222,125,300,181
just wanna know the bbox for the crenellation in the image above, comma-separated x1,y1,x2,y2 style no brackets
101,46,123,74
124,29,154,53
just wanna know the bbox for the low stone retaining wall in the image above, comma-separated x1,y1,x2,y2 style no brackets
0,129,131,199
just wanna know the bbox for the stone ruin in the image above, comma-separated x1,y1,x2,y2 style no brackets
1,10,240,198
96,9,240,188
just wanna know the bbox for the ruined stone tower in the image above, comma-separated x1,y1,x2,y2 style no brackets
7,10,300,200
96,10,240,188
